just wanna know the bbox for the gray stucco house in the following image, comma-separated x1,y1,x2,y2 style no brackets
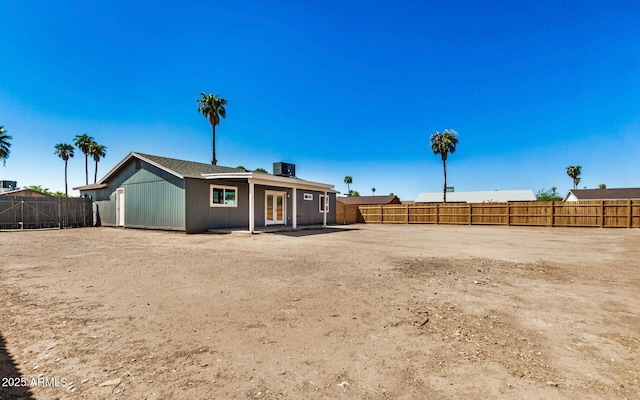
74,152,337,233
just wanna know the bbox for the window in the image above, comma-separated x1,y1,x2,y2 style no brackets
303,193,313,201
319,195,329,212
210,185,237,207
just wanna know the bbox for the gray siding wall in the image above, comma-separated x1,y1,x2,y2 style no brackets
82,159,186,230
296,190,336,225
184,178,249,233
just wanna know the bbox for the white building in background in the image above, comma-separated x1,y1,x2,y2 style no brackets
415,189,536,203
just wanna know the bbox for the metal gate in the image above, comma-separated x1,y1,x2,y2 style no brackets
0,196,93,229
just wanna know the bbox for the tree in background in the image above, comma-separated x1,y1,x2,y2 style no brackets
599,183,607,189
54,143,75,197
197,92,227,165
254,167,268,173
26,185,51,195
430,129,458,203
566,165,582,190
74,134,94,185
0,125,12,167
349,190,360,197
371,187,376,196
535,188,563,201
88,142,107,183
344,176,353,195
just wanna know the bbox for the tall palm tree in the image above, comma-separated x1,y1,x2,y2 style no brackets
430,129,459,203
197,92,227,165
88,142,107,183
74,134,95,185
0,125,12,167
54,143,75,197
372,187,376,196
566,165,582,190
344,176,353,195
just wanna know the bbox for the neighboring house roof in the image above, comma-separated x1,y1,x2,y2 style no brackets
337,195,401,205
415,190,536,203
0,188,53,197
563,188,640,201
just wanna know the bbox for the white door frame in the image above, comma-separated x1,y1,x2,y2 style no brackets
265,190,286,226
116,188,125,227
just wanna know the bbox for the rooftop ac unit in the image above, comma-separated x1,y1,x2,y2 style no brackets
273,162,295,177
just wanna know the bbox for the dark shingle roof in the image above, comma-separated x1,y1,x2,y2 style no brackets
337,195,401,205
568,188,640,200
135,153,244,178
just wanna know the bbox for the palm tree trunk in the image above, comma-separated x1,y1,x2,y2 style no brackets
443,158,447,203
94,160,98,183
64,160,69,198
211,125,217,165
85,155,89,185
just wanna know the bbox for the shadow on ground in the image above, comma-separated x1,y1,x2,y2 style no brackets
272,226,358,237
0,332,34,400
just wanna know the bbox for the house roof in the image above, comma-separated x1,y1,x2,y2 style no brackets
74,152,245,190
337,195,400,205
74,152,337,193
136,153,243,178
415,190,536,203
563,188,640,201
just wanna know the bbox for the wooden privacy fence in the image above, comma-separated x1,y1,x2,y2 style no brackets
0,196,93,230
356,200,640,228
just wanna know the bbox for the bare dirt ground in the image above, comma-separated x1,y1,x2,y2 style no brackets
1,224,639,399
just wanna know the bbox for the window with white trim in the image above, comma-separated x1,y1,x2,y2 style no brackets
210,185,237,207
304,193,313,201
319,195,329,212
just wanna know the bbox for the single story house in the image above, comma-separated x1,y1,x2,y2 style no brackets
74,152,337,233
0,188,53,197
415,190,536,203
563,188,640,202
336,195,401,206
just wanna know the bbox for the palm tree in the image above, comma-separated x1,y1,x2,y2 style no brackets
88,142,107,183
197,92,228,165
74,134,95,185
344,176,353,195
430,129,459,203
0,125,12,167
372,187,376,196
54,143,75,197
566,165,582,190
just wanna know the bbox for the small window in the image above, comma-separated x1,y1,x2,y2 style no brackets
210,185,237,207
319,195,329,212
304,193,313,201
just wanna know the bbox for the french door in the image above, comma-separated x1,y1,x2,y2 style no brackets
265,191,286,225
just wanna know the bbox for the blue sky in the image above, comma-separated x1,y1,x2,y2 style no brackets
1,1,639,200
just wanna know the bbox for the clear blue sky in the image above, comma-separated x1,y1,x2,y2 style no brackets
1,0,639,199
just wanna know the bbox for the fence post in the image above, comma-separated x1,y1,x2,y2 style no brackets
549,202,554,227
58,198,62,229
379,205,383,224
406,204,410,224
506,202,510,226
20,200,24,230
629,200,633,228
468,203,472,225
600,200,605,228
436,203,439,224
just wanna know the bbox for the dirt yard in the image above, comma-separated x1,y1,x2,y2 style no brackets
1,224,639,399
